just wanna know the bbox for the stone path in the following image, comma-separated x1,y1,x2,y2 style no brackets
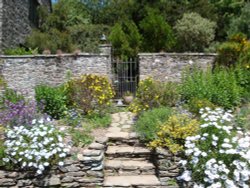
103,112,161,188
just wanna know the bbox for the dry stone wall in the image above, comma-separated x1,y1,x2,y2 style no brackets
0,53,111,97
0,138,106,188
139,53,216,82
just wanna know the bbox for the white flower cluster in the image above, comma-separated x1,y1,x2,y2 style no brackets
178,107,250,188
3,118,70,174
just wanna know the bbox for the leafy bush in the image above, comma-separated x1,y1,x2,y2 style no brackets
235,103,250,131
139,8,175,52
129,78,179,114
66,74,115,116
179,108,250,187
26,29,75,54
69,128,93,147
149,114,199,154
216,33,248,67
35,85,68,119
3,47,38,55
0,100,38,127
69,24,110,53
174,12,216,52
180,67,242,109
0,139,6,167
0,88,24,107
135,107,172,143
2,118,70,174
85,113,112,128
187,98,217,116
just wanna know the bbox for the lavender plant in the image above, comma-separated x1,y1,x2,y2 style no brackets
178,107,250,188
2,118,70,174
0,100,39,127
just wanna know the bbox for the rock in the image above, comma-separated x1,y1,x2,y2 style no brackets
66,171,86,177
91,163,103,171
17,179,32,186
88,142,104,150
81,153,103,162
61,176,74,183
62,182,80,187
7,172,18,178
95,136,108,144
0,171,5,178
0,178,16,186
48,175,61,186
66,165,80,172
83,149,102,156
86,170,104,178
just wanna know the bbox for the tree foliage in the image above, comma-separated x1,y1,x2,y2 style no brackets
139,9,175,52
109,20,141,58
174,12,216,52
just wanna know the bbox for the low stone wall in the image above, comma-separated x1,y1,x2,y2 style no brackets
0,138,106,188
0,53,111,97
154,148,182,187
139,53,216,82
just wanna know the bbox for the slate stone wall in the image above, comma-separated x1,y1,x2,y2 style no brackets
139,53,217,82
0,53,112,97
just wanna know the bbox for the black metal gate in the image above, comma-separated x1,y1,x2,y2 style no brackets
111,58,139,98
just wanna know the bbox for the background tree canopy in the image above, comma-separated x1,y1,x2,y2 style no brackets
24,0,250,57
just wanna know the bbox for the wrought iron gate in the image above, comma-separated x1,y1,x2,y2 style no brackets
111,58,139,98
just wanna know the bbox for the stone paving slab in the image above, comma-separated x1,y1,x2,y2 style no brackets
106,132,130,140
106,146,151,155
105,159,155,170
104,175,161,187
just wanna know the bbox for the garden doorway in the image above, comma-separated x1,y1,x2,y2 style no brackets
111,58,139,99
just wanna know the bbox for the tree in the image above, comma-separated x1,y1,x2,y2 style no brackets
174,12,216,52
227,3,250,38
139,8,175,52
109,20,141,58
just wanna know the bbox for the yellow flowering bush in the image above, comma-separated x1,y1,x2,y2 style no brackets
66,74,115,115
149,114,199,154
128,78,179,114
217,33,249,67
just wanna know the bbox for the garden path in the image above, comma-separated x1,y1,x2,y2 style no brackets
103,112,161,188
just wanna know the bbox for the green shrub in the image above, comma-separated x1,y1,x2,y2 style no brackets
180,67,242,109
69,128,93,147
135,107,172,143
0,139,6,167
174,12,216,52
149,114,199,154
66,74,115,116
0,88,24,107
85,113,112,128
3,47,38,55
187,98,216,115
235,103,250,131
216,33,248,67
35,85,68,119
129,78,179,114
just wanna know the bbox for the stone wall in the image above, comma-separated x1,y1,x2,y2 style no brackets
0,53,111,97
139,53,217,82
1,0,51,52
0,139,106,188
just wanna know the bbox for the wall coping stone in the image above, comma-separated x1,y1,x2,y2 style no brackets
0,53,109,59
138,52,217,56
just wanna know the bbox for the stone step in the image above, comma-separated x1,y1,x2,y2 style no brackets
105,146,151,159
103,175,161,187
104,159,155,176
